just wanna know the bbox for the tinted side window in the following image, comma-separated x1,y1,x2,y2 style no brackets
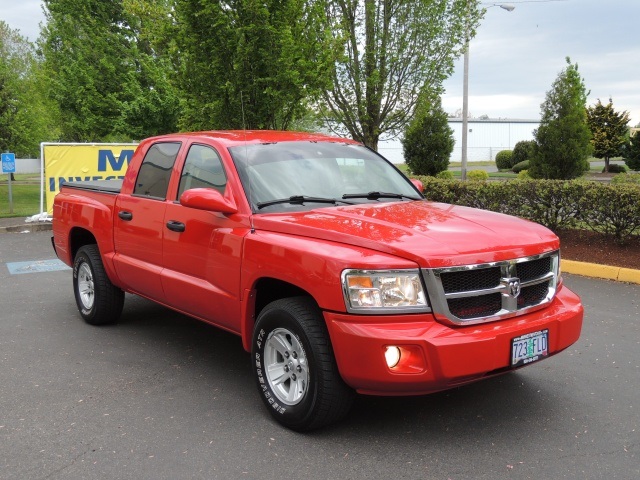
177,144,227,199
133,142,181,199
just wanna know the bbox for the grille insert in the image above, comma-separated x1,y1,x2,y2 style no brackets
440,267,501,293
448,293,502,320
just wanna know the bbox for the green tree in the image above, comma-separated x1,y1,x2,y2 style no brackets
402,96,454,175
116,0,181,139
41,0,179,141
320,0,482,150
41,0,134,141
529,58,591,179
586,98,630,173
174,0,331,131
0,22,56,157
622,133,640,171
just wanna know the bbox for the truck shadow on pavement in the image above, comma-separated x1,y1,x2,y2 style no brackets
111,295,564,439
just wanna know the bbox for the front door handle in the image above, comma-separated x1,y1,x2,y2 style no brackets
166,220,186,233
118,211,133,221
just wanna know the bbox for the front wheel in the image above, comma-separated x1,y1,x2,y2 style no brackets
252,297,354,431
73,245,124,325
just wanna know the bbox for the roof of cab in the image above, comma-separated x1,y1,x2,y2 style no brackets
143,130,361,148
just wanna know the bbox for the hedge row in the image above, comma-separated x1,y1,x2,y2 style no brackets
414,177,640,243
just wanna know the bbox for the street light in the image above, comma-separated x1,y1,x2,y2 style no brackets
461,3,514,181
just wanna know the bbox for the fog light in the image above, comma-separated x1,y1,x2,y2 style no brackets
384,346,401,368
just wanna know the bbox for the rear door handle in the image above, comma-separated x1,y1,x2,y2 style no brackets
118,211,133,221
166,220,186,233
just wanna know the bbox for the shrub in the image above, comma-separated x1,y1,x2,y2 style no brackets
577,183,640,242
512,140,536,167
512,160,530,173
517,170,530,179
605,164,626,173
495,150,513,170
467,170,489,182
611,173,640,185
436,170,454,179
412,176,640,242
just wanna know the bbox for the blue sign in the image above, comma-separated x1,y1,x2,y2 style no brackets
2,153,16,173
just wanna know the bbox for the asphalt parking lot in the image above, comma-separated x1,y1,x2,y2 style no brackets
1,231,638,480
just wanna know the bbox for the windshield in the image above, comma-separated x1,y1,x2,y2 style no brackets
229,141,422,212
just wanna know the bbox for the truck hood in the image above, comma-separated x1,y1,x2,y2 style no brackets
251,201,559,268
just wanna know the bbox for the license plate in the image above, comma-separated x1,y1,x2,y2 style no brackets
511,329,548,367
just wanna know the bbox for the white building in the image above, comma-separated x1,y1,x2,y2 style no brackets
378,118,540,164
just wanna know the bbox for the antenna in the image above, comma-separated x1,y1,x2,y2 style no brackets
241,91,256,234
240,90,247,130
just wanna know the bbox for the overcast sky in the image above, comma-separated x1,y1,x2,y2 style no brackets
444,0,640,125
2,0,639,126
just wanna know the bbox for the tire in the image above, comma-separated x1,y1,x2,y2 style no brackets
73,244,124,325
251,297,354,431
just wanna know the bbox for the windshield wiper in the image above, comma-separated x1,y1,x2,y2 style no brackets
256,195,355,209
342,191,422,201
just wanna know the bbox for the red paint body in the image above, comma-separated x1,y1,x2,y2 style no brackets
53,131,583,395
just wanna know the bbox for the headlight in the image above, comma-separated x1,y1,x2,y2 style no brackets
341,269,430,314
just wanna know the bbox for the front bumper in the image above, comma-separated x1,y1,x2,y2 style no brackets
324,285,583,396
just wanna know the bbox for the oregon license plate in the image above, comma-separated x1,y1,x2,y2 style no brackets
511,329,549,367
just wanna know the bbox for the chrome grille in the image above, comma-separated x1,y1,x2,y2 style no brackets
422,251,559,325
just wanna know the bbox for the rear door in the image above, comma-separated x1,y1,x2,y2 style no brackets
113,141,182,301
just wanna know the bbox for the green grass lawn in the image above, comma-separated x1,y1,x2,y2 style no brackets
0,176,41,218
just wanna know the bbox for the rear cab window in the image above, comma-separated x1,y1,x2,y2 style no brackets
133,142,181,200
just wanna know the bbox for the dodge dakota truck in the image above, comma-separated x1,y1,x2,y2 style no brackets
52,130,584,431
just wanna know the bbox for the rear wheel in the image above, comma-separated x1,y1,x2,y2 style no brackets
252,297,354,431
73,245,124,325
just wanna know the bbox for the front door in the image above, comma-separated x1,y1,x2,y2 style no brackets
161,143,246,332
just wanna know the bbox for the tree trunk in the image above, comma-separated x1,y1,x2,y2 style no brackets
361,129,379,151
604,156,610,173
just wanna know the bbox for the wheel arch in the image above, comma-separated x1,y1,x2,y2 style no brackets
69,227,98,261
67,227,120,288
241,277,317,351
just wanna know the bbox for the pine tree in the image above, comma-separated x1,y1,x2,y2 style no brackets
623,132,640,171
402,96,454,176
586,98,630,172
530,58,591,179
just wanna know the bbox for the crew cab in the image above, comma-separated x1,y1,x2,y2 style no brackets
52,131,583,430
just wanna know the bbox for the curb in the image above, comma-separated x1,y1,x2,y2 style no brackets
562,259,640,285
0,222,53,234
0,221,638,285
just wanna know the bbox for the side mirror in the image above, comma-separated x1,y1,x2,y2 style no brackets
180,188,237,214
410,178,424,193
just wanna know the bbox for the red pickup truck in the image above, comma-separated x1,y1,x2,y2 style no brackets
52,131,583,430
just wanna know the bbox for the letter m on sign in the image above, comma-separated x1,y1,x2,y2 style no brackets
98,149,134,172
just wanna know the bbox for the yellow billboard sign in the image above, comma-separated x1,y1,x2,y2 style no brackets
43,143,138,214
